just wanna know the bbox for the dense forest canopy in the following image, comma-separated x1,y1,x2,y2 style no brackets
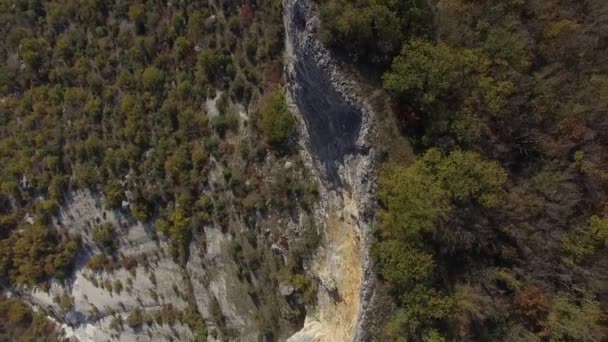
319,0,608,340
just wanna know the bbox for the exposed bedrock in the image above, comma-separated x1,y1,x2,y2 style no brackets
284,0,369,185
284,0,378,340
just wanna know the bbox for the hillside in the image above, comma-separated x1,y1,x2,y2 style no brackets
0,0,320,340
1,0,607,341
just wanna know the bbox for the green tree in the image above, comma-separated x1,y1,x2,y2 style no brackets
376,148,506,338
431,149,507,207
385,286,453,338
128,3,146,29
379,162,449,239
167,208,191,260
384,39,481,112
589,215,608,247
547,294,602,341
20,38,48,69
197,49,229,82
92,223,115,251
319,0,430,64
383,39,484,139
175,36,190,58
373,239,435,291
142,67,164,91
482,26,530,70
211,110,239,137
103,180,124,209
164,150,189,182
259,91,294,146
7,301,31,323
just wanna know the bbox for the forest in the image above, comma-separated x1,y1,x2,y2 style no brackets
318,0,608,340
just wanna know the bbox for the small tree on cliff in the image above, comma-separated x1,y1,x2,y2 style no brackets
259,91,295,147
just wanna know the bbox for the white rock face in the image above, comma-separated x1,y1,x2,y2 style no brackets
64,314,195,342
19,190,267,341
17,190,191,341
187,229,261,341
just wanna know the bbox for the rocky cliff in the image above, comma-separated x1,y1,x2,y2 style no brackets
283,0,377,340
